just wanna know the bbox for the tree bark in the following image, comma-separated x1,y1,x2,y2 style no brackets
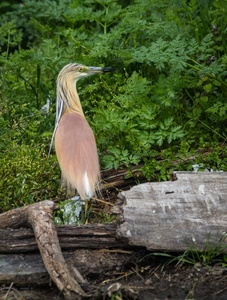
0,224,129,253
0,201,85,298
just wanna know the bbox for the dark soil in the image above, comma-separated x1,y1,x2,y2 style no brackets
118,253,227,300
83,249,227,300
1,249,226,300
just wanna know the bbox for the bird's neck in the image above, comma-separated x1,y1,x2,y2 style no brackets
58,77,84,117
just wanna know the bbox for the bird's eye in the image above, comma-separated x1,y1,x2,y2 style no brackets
78,67,83,72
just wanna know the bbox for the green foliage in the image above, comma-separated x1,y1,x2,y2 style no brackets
177,146,227,172
92,211,116,224
0,142,61,212
141,232,227,271
0,0,227,211
108,291,122,300
222,255,227,268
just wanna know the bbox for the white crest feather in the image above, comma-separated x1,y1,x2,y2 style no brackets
48,98,64,157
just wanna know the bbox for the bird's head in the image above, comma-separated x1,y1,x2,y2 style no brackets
58,63,116,84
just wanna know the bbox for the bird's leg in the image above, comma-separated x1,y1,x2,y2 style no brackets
66,181,75,199
84,201,88,224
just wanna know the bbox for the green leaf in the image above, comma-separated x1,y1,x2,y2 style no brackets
203,83,212,93
200,95,209,102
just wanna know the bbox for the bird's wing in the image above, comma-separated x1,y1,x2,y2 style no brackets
54,112,100,200
48,97,64,157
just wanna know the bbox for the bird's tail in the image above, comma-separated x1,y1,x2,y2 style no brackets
61,170,101,200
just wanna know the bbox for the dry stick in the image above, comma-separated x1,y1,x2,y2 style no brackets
101,266,150,285
3,282,13,300
91,197,114,206
0,200,85,298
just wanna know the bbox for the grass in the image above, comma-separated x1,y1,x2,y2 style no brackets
141,232,227,271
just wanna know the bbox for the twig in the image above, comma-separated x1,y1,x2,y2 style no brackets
148,264,161,278
3,282,13,300
213,286,227,296
101,266,150,285
131,267,144,280
124,285,155,290
92,197,114,206
101,249,133,254
89,249,106,259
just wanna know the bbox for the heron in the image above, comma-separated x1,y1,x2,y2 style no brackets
48,63,115,218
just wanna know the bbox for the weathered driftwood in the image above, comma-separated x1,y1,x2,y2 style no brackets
0,201,85,298
118,171,227,251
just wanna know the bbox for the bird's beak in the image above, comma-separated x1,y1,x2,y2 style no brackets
86,66,116,75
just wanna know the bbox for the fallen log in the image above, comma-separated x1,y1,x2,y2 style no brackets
117,171,227,251
0,224,130,253
0,249,135,288
0,171,227,296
